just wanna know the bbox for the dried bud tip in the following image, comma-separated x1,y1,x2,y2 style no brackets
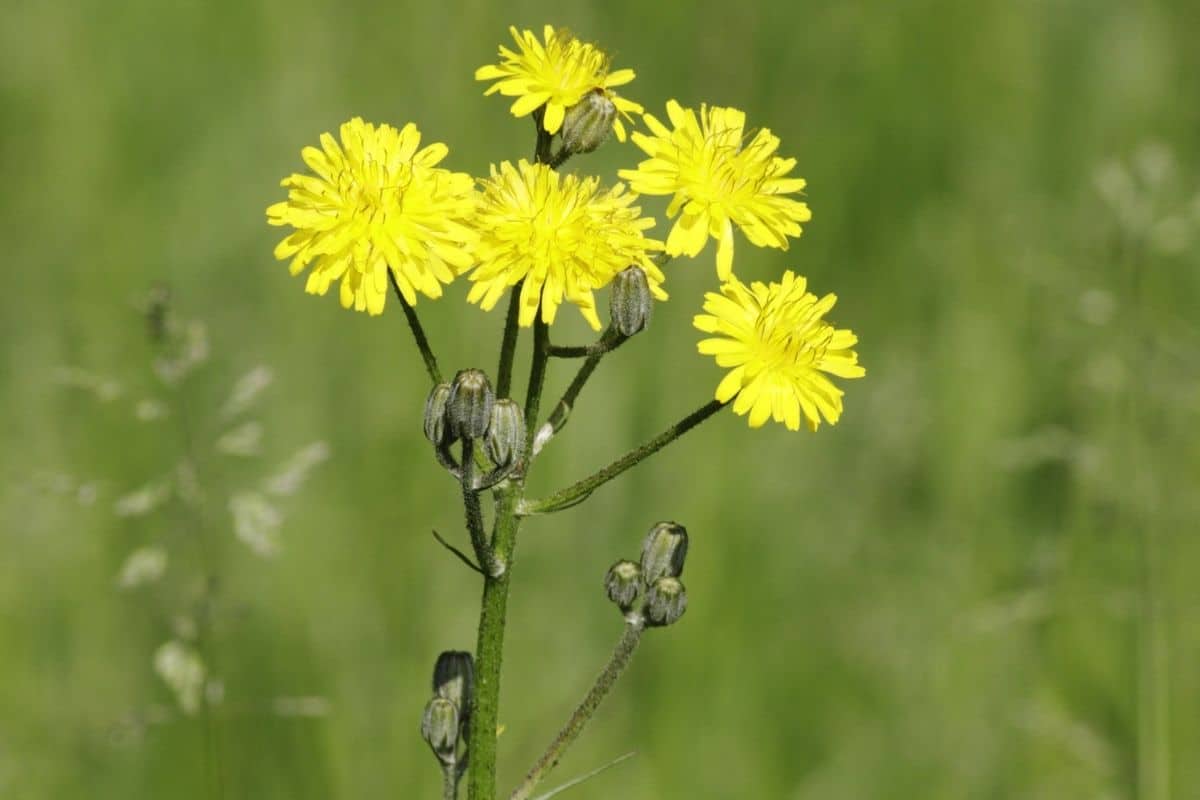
561,89,617,155
447,369,494,440
640,521,689,584
423,383,452,445
432,650,475,720
485,399,526,469
644,576,688,627
604,559,643,613
610,266,653,337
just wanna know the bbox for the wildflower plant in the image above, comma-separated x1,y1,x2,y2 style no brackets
267,24,865,800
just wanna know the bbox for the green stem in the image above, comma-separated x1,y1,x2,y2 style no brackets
534,329,624,456
522,317,551,459
467,318,551,799
508,623,645,800
496,283,523,398
467,488,522,800
389,272,441,384
443,763,459,800
532,110,553,165
546,327,625,359
460,439,496,576
522,399,727,515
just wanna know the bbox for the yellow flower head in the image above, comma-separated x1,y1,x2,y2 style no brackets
467,159,665,330
266,117,477,315
475,25,642,141
619,101,812,280
694,271,864,431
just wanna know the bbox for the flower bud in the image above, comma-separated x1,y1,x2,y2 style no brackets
644,576,688,627
604,559,642,612
447,369,494,440
485,399,525,468
610,266,653,337
421,696,460,765
560,89,616,155
432,651,475,720
640,521,689,584
423,382,452,445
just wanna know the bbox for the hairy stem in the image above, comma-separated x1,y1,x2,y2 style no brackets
509,622,645,800
443,763,459,800
467,317,551,799
467,488,521,800
522,399,727,515
546,327,625,359
389,272,441,384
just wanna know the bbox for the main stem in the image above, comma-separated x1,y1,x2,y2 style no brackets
468,318,550,800
467,489,521,800
509,622,645,800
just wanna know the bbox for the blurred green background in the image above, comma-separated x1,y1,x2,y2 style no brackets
3,0,1199,797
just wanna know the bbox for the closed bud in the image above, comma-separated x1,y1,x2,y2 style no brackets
561,89,616,155
432,651,474,720
604,559,642,612
447,369,494,440
485,399,525,468
421,696,460,765
644,576,688,627
423,383,452,445
610,266,653,337
640,521,689,583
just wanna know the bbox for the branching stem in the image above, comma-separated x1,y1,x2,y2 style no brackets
522,399,727,515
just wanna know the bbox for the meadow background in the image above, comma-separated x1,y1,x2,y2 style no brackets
3,0,1199,797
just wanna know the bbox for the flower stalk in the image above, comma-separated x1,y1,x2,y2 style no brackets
522,399,727,516
508,620,645,800
390,272,442,385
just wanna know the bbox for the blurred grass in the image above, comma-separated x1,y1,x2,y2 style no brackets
3,0,1200,798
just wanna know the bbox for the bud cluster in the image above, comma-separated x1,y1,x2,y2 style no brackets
604,521,690,627
424,370,526,486
421,650,476,769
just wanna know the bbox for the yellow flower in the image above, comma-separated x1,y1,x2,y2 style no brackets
266,117,476,315
694,271,864,431
475,25,642,141
619,101,812,280
467,160,665,329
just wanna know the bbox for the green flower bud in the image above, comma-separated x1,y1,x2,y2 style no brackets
561,89,616,155
421,696,460,765
423,382,452,445
604,559,642,612
610,266,653,337
447,369,494,440
432,651,474,721
640,521,689,583
485,399,526,468
644,576,688,627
